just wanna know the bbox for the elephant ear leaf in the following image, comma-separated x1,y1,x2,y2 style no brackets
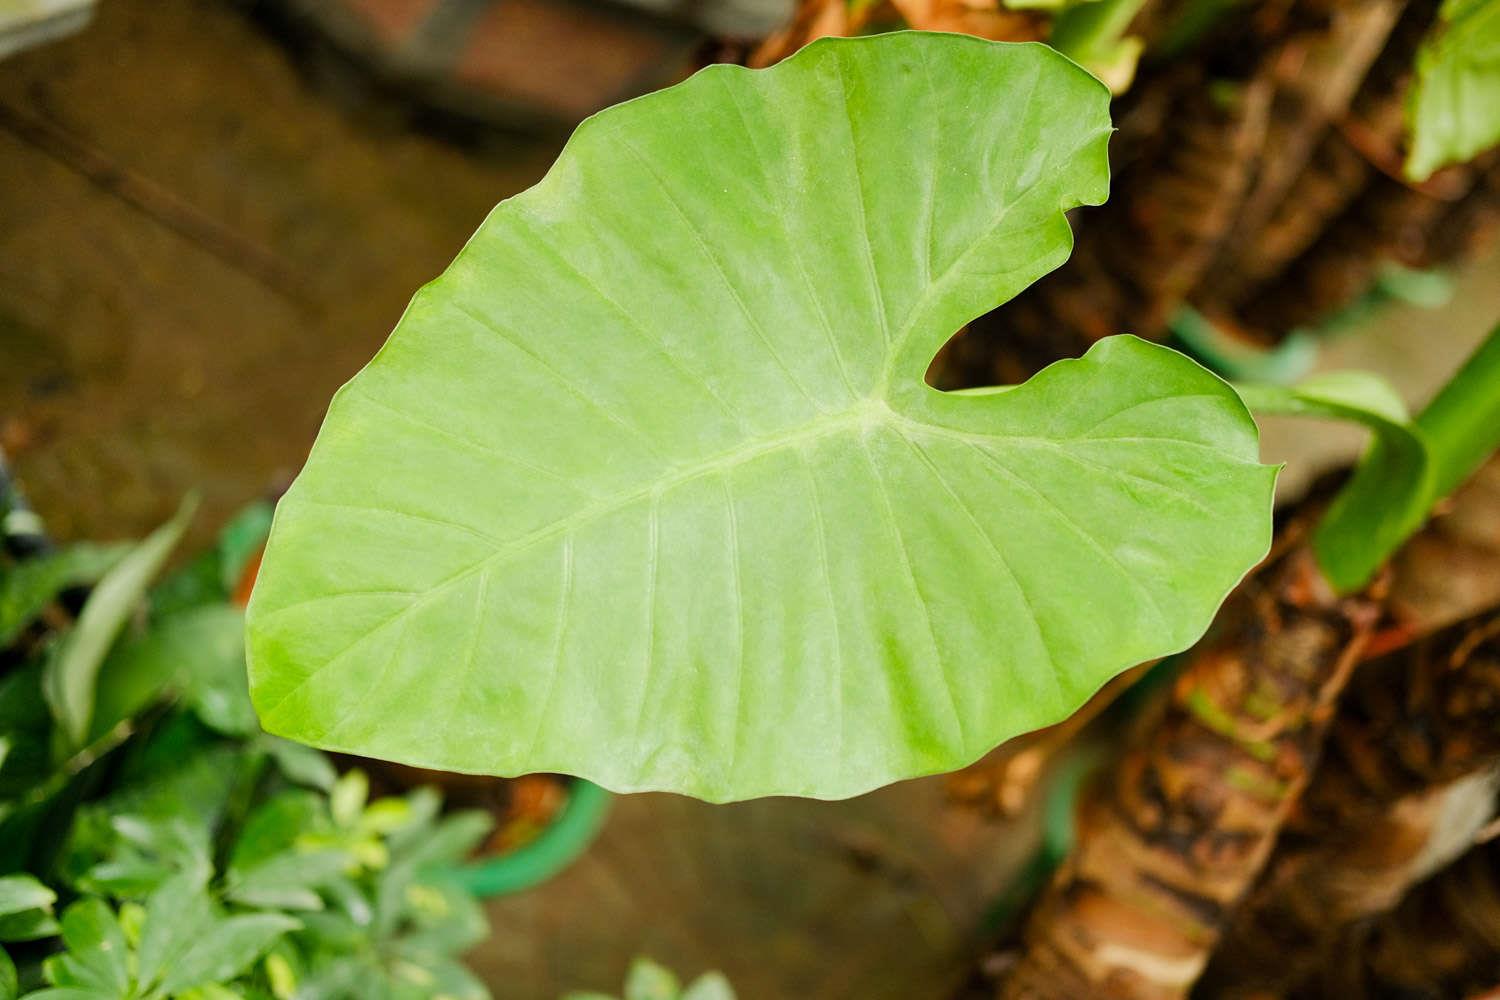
246,33,1275,803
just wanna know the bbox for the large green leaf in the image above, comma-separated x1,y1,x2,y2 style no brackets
247,32,1275,802
1406,0,1500,181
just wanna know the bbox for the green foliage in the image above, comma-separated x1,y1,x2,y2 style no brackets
1238,326,1500,593
31,733,491,1000
1235,372,1430,592
91,605,255,743
247,32,1275,803
1406,0,1500,181
0,505,494,999
42,497,196,749
0,945,16,1000
0,877,58,944
1414,323,1500,502
564,958,735,1000
0,545,129,650
1048,0,1149,91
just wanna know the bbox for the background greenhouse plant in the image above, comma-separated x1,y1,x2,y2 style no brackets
0,493,496,1000
19,759,491,1000
564,958,734,1000
1404,0,1500,181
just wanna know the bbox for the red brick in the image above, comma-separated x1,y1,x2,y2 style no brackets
454,0,689,120
342,0,440,47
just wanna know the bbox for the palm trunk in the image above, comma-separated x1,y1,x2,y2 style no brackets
1309,836,1500,999
1199,611,1500,996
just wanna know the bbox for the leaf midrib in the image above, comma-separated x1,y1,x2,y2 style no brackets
270,393,1253,633
258,391,1256,725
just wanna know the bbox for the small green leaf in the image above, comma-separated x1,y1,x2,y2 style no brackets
115,904,144,948
258,737,337,792
217,500,275,594
176,985,242,1000
0,544,129,648
49,900,128,996
624,959,679,1000
226,849,350,911
392,811,490,870
0,876,54,918
265,950,297,1000
391,878,488,956
111,815,213,876
156,913,299,996
230,791,327,872
1406,0,1500,180
1236,371,1431,592
90,605,252,740
356,798,410,836
406,957,489,1000
1414,323,1500,502
43,497,196,748
0,908,60,943
681,972,736,1000
135,872,214,993
329,771,367,829
247,33,1275,801
0,944,16,1000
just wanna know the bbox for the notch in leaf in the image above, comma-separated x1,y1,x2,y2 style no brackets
246,33,1276,803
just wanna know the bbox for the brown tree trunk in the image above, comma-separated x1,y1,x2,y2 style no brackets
1309,836,1500,999
1383,457,1500,648
1199,612,1500,997
1191,0,1407,311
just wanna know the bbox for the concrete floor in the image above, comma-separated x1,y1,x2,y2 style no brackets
0,3,1044,996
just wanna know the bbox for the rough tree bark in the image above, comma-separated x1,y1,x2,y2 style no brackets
1309,835,1500,999
1382,456,1500,648
1199,612,1500,996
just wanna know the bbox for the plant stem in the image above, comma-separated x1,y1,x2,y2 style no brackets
1416,322,1500,501
1311,321,1500,593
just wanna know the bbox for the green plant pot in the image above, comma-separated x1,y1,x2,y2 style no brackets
449,778,612,898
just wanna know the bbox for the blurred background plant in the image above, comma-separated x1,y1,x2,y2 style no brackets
562,958,734,1000
0,466,494,999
